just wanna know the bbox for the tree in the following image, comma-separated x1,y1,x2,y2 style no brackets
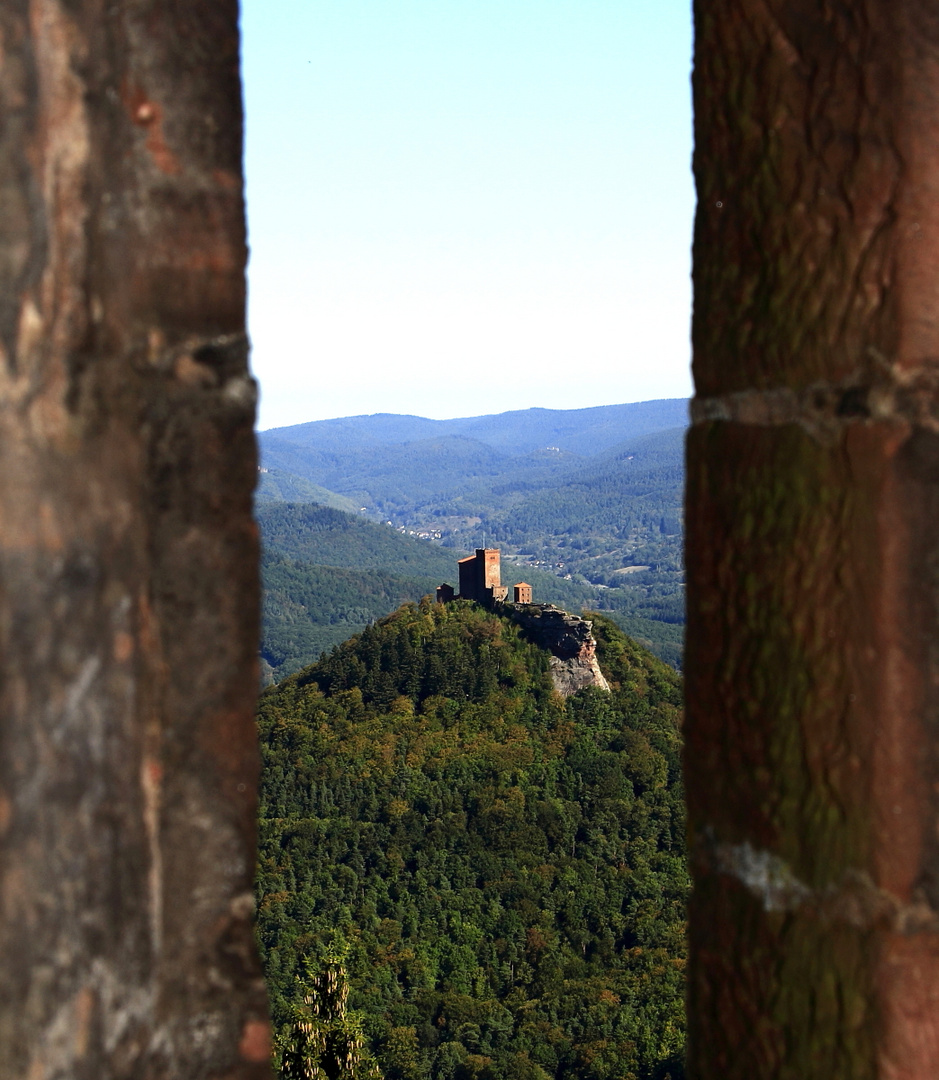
278,949,381,1080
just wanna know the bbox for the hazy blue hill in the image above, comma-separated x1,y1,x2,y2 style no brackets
256,469,359,511
259,399,687,462
262,412,445,451
261,435,528,512
588,425,685,477
463,427,683,520
498,429,685,541
443,399,688,456
257,406,686,519
424,428,684,582
258,427,683,527
254,435,334,488
257,503,458,576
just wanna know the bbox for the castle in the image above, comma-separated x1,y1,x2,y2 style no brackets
436,551,609,695
436,548,532,605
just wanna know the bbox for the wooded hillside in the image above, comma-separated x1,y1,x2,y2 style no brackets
256,602,687,1080
258,503,643,681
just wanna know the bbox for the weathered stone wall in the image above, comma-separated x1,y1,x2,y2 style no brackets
687,1,939,1075
0,1,269,1076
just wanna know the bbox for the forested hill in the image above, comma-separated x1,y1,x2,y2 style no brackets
259,503,614,682
256,600,688,1080
259,502,458,575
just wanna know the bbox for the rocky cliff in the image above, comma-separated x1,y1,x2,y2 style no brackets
505,604,611,696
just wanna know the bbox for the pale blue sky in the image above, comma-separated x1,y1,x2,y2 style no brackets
241,1,694,430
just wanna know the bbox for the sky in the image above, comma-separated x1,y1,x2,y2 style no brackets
240,1,695,431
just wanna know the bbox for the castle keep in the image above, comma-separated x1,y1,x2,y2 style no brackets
437,548,531,606
459,548,506,602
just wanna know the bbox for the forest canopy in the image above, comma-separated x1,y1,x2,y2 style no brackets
256,601,687,1080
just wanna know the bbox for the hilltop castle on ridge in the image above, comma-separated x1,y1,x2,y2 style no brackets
436,548,610,696
436,548,532,606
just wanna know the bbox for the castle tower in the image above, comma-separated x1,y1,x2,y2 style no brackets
458,549,506,603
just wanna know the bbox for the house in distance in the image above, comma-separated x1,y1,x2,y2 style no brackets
436,548,532,605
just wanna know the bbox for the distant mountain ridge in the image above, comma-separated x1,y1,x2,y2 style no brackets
261,399,688,459
256,469,359,512
257,401,689,521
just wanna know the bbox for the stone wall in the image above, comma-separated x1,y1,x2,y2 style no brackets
0,1,269,1076
687,0,939,1074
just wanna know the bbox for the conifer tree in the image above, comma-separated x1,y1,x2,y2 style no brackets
278,949,381,1080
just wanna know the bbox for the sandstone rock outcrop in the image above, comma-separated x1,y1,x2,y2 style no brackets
506,604,610,696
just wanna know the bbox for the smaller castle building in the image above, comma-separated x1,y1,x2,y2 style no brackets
437,548,531,606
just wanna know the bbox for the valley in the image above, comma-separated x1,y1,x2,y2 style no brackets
257,401,687,677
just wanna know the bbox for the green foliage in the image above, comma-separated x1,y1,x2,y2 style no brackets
256,602,687,1080
257,504,458,577
257,470,361,513
277,947,381,1080
261,552,445,681
258,502,456,681
601,617,683,672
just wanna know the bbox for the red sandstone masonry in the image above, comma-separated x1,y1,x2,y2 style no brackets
0,1,268,1076
688,1,939,1075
